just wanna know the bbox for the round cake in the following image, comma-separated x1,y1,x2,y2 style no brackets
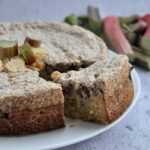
0,21,108,135
0,22,134,135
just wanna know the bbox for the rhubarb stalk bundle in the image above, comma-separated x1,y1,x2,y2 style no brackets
139,14,150,54
103,16,133,54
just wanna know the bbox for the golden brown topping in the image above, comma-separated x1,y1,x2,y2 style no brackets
0,38,48,73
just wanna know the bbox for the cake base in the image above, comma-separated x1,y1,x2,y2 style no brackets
0,104,64,135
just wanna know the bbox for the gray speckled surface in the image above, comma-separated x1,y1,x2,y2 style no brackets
0,0,149,150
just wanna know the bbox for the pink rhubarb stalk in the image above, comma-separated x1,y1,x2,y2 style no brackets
142,14,150,36
103,16,133,54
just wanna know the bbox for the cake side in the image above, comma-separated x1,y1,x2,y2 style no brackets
53,55,134,124
0,70,63,110
94,55,134,123
96,55,133,124
0,104,64,135
0,70,64,135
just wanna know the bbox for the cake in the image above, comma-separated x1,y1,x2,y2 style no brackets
0,21,108,135
0,70,64,135
52,55,134,124
0,21,134,135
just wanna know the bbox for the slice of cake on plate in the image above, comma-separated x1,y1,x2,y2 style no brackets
52,55,134,124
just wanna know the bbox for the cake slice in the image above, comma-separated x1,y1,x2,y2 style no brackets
53,55,134,124
0,70,64,135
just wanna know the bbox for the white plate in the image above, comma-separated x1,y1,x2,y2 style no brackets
0,51,141,150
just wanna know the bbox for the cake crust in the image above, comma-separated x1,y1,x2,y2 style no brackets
0,104,64,135
104,78,134,123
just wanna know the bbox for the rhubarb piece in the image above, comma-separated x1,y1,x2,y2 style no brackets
119,16,135,25
103,16,133,54
123,20,147,33
88,19,102,36
127,53,135,63
132,46,150,56
78,16,89,27
78,16,102,36
128,20,147,32
139,36,150,53
131,51,150,70
132,46,143,53
5,57,27,73
64,13,102,36
0,59,2,71
125,32,137,45
64,14,78,25
138,14,150,52
129,46,150,69
24,37,41,48
0,40,18,58
19,44,36,65
119,15,140,25
129,46,150,67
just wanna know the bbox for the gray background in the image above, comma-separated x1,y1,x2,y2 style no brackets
0,0,150,150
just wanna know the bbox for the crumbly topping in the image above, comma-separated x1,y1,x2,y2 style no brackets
55,55,130,86
0,21,108,66
0,70,61,99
